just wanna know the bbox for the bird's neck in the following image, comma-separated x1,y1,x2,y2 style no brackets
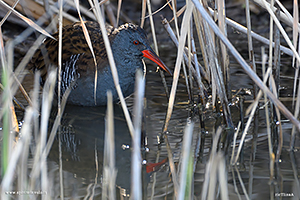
110,43,142,70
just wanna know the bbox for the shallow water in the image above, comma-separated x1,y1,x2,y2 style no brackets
16,41,300,200
2,1,300,199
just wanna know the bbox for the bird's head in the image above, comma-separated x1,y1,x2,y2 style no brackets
111,23,172,75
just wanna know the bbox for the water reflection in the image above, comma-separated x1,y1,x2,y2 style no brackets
48,104,147,199
7,8,300,198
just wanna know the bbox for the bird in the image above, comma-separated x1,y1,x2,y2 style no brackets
28,21,172,106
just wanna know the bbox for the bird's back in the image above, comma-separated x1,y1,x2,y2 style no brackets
28,21,112,85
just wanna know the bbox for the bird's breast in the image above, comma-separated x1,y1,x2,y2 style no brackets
65,61,140,106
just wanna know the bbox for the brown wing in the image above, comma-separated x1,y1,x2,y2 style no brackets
28,21,111,84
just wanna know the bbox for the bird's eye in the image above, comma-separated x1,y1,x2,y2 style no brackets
133,40,140,45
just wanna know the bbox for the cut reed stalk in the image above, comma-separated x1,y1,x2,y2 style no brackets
244,0,258,105
162,133,179,196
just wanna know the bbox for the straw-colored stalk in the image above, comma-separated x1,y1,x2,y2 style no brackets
146,0,170,98
261,47,275,181
90,0,135,138
1,68,57,199
191,0,300,131
290,72,300,149
102,91,117,200
140,0,146,28
74,0,99,105
230,121,241,165
4,19,59,112
292,0,299,67
163,0,193,132
0,0,20,26
261,0,300,64
201,128,229,200
193,9,210,80
131,69,145,199
254,0,300,29
161,18,207,90
0,0,54,39
210,8,293,56
116,0,122,26
232,65,272,164
161,2,195,196
57,0,64,198
234,165,250,200
29,70,56,190
217,0,231,98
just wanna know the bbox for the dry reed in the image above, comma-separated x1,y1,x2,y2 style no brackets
1,0,300,199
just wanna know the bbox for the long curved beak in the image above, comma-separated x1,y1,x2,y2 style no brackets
142,49,172,75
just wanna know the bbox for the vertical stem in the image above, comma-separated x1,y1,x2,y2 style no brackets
146,0,170,98
131,70,144,200
58,0,64,199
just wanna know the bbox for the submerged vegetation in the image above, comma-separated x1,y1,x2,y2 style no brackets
0,0,300,199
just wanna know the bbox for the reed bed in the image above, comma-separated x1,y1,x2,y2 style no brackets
0,0,300,199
